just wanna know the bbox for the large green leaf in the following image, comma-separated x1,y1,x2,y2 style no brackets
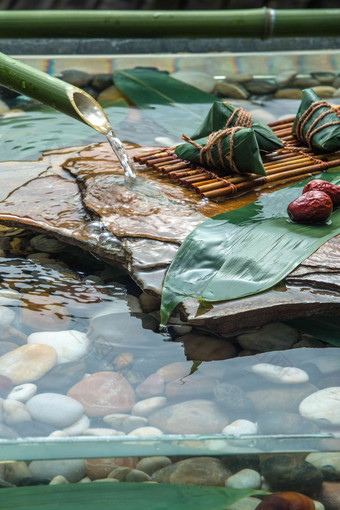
160,171,340,325
0,482,267,510
286,316,340,347
0,99,128,161
114,68,220,140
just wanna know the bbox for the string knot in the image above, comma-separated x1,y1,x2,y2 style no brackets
295,100,340,149
181,107,252,174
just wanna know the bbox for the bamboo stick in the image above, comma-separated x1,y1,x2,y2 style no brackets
201,161,340,199
0,52,110,135
1,9,340,39
161,162,190,172
133,149,161,162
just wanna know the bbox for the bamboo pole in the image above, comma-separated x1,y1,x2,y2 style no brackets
0,51,110,135
0,9,340,39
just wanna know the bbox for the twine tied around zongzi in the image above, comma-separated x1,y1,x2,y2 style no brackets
181,107,253,174
295,100,340,149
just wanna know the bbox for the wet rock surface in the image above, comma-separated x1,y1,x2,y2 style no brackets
0,144,339,336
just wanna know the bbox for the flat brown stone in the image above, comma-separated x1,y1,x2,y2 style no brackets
0,142,339,335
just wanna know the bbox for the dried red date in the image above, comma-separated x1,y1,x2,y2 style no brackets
303,179,340,207
287,191,333,223
255,492,315,510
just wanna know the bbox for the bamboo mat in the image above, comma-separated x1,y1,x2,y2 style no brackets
133,113,340,201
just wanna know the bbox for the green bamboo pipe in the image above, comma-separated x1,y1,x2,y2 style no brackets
0,9,339,38
0,51,111,135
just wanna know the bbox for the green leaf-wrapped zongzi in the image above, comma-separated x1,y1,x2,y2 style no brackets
175,127,266,176
190,102,283,152
292,88,340,152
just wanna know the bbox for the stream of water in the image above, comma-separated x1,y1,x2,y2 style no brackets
106,130,136,184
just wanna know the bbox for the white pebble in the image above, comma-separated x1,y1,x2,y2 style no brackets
299,387,340,425
222,419,258,437
49,475,69,485
63,415,90,436
132,397,167,417
82,428,125,437
225,469,261,489
103,413,148,433
313,501,325,510
3,399,31,425
7,384,37,402
250,363,309,384
27,330,91,364
49,430,69,438
128,426,163,437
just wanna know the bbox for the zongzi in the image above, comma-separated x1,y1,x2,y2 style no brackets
175,127,266,176
191,102,283,152
293,88,340,153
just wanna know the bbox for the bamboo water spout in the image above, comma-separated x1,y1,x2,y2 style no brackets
0,51,110,135
0,52,136,179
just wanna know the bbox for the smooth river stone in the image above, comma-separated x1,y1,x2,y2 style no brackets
306,452,340,481
222,419,258,437
132,396,167,417
68,371,136,416
152,457,231,486
299,387,340,425
149,399,229,434
103,414,148,433
250,363,309,384
247,384,317,413
157,362,192,382
136,457,172,476
86,457,139,480
179,333,237,361
0,344,58,384
3,399,31,425
27,330,91,364
29,459,86,483
215,81,249,99
128,426,163,437
225,469,261,489
63,414,90,436
237,322,299,352
26,393,84,427
135,373,164,399
260,455,323,494
170,71,216,94
257,411,320,435
7,383,37,402
165,374,216,400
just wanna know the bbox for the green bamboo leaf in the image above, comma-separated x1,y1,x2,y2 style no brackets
160,171,340,325
114,68,220,140
175,129,266,176
191,102,283,152
292,88,340,152
286,316,340,347
0,99,128,161
0,482,268,510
